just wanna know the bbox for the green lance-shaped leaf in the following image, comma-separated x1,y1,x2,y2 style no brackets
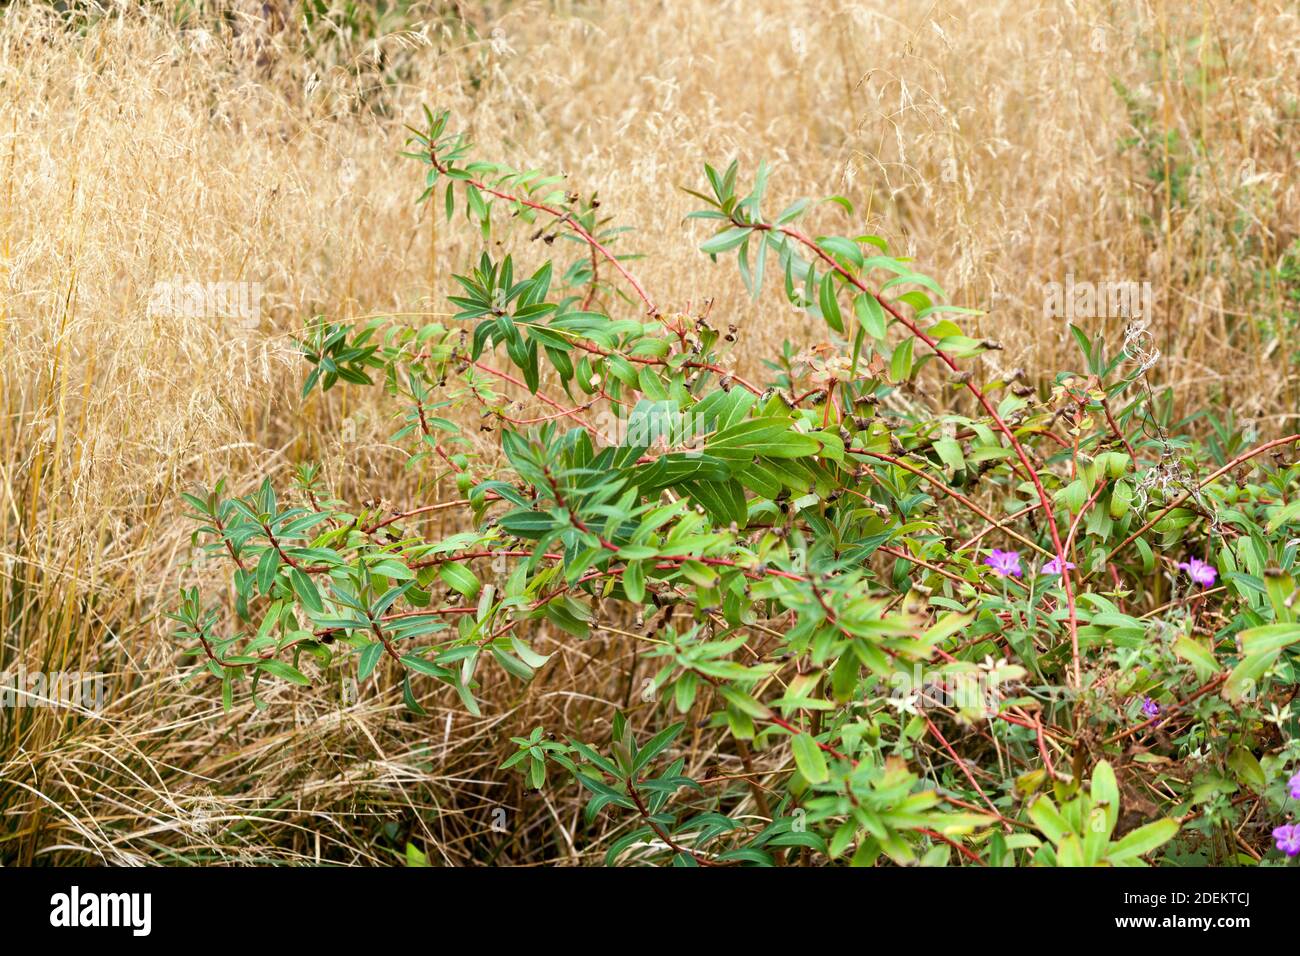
1107,819,1179,864
791,733,830,784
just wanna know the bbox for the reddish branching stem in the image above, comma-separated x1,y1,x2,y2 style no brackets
753,220,1082,687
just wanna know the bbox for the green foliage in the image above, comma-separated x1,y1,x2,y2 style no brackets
173,109,1300,866
1025,761,1177,866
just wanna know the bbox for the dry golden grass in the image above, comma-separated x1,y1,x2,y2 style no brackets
1,0,1297,864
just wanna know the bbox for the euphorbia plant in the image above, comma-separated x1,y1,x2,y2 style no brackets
173,109,1300,866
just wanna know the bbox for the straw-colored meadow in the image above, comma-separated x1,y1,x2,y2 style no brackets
2,0,1298,865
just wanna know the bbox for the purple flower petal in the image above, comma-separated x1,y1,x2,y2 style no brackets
984,549,1023,578
1273,824,1300,857
1177,557,1217,588
1042,556,1076,576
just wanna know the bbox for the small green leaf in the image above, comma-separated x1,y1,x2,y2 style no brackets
1225,649,1279,702
819,273,844,333
402,674,427,715
1027,796,1070,845
934,437,965,474
358,641,383,681
1090,760,1119,838
1107,819,1178,862
623,559,646,604
1227,747,1266,790
491,646,535,681
369,559,415,581
1239,622,1300,656
440,562,481,599
290,568,323,613
401,653,450,678
855,293,887,340
510,635,551,669
889,338,913,383
791,733,829,784
1109,480,1133,519
700,227,752,255
256,659,310,686
1172,635,1218,681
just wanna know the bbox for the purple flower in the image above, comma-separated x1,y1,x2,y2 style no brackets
1289,771,1300,801
1273,824,1300,857
1042,555,1076,576
984,549,1022,578
1177,556,1217,588
1141,697,1160,719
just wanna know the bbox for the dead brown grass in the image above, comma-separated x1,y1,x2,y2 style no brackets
1,0,1297,864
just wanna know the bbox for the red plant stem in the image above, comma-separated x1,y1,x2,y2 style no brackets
624,779,723,866
765,713,836,752
755,221,1082,687
767,712,989,863
211,511,248,572
501,404,597,426
468,359,600,434
1106,433,1300,564
543,467,620,552
195,633,229,668
555,332,763,396
940,793,1033,830
1100,396,1138,461
1103,673,1228,745
409,549,564,570
370,619,403,663
917,827,986,866
879,545,997,593
956,502,1042,552
261,523,307,572
861,449,1051,558
362,498,478,533
909,640,1058,786
414,401,462,472
922,715,1002,822
1020,708,1059,779
430,153,659,317
314,606,477,640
